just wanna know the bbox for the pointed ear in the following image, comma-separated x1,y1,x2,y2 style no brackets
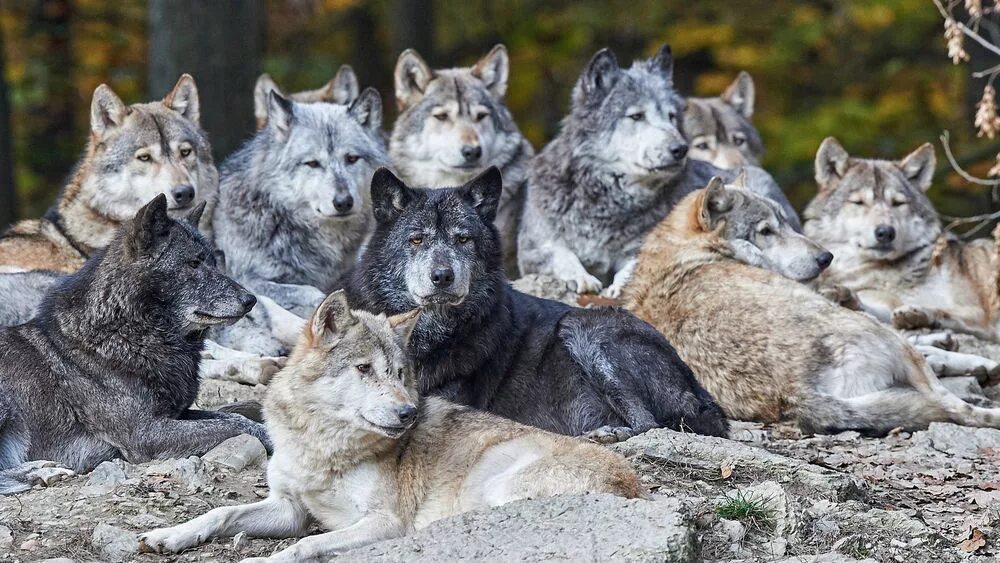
815,137,850,188
471,44,510,99
163,74,200,125
461,166,502,223
254,74,282,128
387,309,420,348
310,290,357,346
349,87,383,132
371,168,413,223
731,169,749,189
650,43,674,80
722,71,755,119
185,201,207,228
577,48,620,104
899,143,936,192
267,91,295,140
213,249,227,271
331,65,360,104
90,84,128,139
697,177,733,231
130,194,172,256
394,49,434,110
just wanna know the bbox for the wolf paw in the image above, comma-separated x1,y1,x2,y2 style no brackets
892,306,935,330
907,331,957,351
138,527,198,554
584,426,635,444
818,285,861,310
562,273,603,295
12,460,75,487
601,283,626,300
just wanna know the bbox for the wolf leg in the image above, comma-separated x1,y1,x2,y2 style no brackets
907,331,956,351
114,415,271,462
255,295,307,348
892,305,996,341
252,515,403,563
601,258,636,300
250,280,326,318
548,245,603,294
200,343,286,386
140,495,309,554
914,345,999,379
0,460,76,494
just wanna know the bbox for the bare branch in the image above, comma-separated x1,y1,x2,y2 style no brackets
939,131,1000,186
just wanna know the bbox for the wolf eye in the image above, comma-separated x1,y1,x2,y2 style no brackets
136,153,152,162
187,259,201,269
433,112,448,122
695,142,710,151
475,111,489,122
733,136,746,147
628,112,645,121
304,160,321,168
850,198,865,206
179,147,193,157
457,235,470,244
356,363,371,373
409,236,423,246
891,199,908,207
668,111,677,122
345,154,360,164
758,226,775,237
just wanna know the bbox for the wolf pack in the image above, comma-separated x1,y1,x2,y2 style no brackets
0,41,998,560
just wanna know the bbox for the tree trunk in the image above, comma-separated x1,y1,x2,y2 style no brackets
390,0,434,61
0,20,15,227
148,0,265,161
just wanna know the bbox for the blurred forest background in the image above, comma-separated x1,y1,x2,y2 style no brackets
0,0,998,229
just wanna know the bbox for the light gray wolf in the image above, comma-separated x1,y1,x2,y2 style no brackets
684,71,763,169
0,195,269,495
804,137,1000,341
345,167,728,442
517,45,798,298
253,65,360,129
627,178,1000,434
139,290,640,560
213,88,389,318
390,44,534,275
0,74,217,273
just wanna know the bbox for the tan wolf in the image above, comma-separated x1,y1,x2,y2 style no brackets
684,71,763,169
253,65,360,129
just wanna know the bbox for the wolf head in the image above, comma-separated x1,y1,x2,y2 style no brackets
684,72,762,169
253,66,360,129
283,290,420,439
83,75,217,223
390,45,524,186
363,167,503,310
565,44,688,184
803,137,939,261
257,88,387,219
693,176,832,281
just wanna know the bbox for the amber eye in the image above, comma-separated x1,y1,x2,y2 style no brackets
410,236,423,246
137,153,152,162
457,235,470,244
187,260,200,269
356,363,371,373
628,112,645,121
345,154,360,164
179,147,193,157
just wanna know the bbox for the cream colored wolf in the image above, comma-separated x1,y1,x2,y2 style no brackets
140,290,639,561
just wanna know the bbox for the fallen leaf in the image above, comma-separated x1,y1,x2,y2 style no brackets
977,482,1000,491
959,528,986,553
720,462,733,479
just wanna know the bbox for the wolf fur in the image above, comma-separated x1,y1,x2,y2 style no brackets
390,45,533,275
213,88,389,318
0,75,217,274
253,65,360,129
804,137,1000,341
627,179,1000,434
346,167,728,442
518,45,798,297
0,195,268,495
139,290,640,560
684,71,763,169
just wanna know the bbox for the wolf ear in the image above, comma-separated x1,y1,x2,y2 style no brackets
395,49,434,111
371,168,413,223
310,290,357,346
349,87,383,132
267,91,295,140
387,309,420,348
90,84,128,138
722,71,755,119
650,43,674,80
815,137,850,188
184,201,207,228
461,166,502,223
577,48,620,105
471,44,510,99
213,249,227,271
899,143,936,192
697,177,733,231
130,194,173,256
731,169,749,189
164,74,200,125
330,65,361,104
254,74,283,128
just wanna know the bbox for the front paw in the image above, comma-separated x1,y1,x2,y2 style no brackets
892,305,934,330
818,285,861,310
583,426,635,444
559,272,603,295
14,460,75,487
601,282,626,300
139,527,198,554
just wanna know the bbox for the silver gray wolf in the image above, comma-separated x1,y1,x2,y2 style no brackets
627,179,1000,435
346,167,728,442
390,44,534,275
518,44,798,298
213,88,389,318
804,137,1000,341
0,195,269,495
0,74,217,274
139,290,640,561
684,71,763,169
253,65,360,129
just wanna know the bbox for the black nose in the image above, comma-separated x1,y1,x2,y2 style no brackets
239,292,257,312
670,143,689,160
430,267,455,288
397,404,417,424
874,224,896,243
333,194,354,214
461,145,482,163
171,185,195,207
816,251,834,270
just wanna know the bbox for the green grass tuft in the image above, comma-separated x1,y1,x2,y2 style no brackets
715,490,775,530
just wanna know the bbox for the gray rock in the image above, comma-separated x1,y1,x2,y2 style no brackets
38,559,76,563
91,523,138,563
202,434,267,471
724,480,795,536
777,554,878,563
196,378,268,410
914,422,1000,458
511,274,578,305
340,494,696,562
938,375,985,399
0,524,12,545
80,461,127,497
715,518,746,542
144,457,213,490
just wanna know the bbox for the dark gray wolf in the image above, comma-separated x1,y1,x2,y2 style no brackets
0,195,268,495
390,44,534,275
346,167,728,443
140,291,639,559
213,88,389,318
684,71,763,169
518,44,798,298
253,65,360,129
628,178,1000,435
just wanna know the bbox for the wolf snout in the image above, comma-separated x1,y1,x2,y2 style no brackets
396,403,417,425
170,185,196,208
461,144,483,164
816,251,834,271
431,267,455,288
333,193,355,214
238,292,257,314
669,143,689,161
874,224,896,244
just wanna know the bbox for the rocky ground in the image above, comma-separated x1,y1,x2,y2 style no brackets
4,276,1000,562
